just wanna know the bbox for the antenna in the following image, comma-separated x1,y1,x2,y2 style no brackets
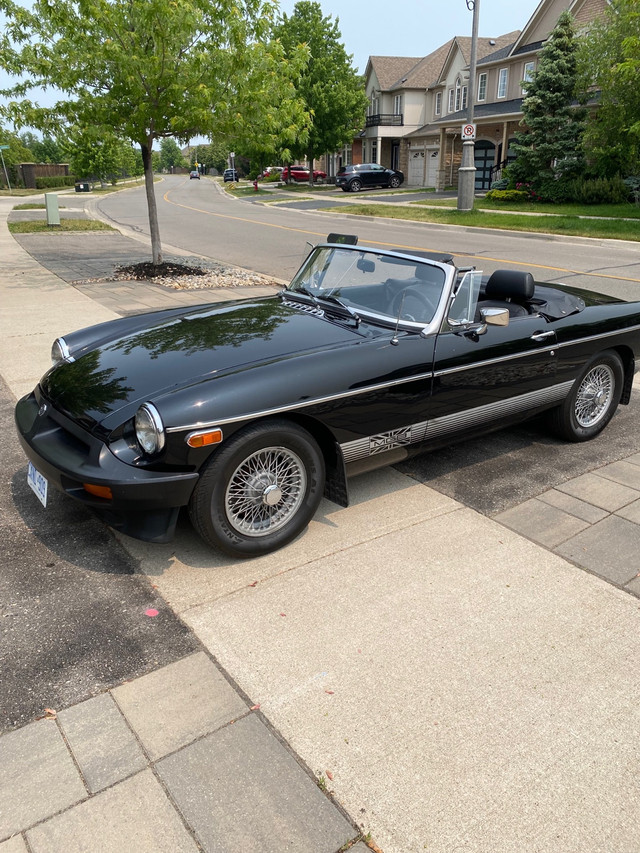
390,291,406,346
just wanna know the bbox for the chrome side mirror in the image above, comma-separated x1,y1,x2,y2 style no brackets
481,307,509,327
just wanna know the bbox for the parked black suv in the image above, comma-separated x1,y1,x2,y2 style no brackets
335,163,404,192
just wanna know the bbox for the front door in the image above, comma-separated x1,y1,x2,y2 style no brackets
474,140,495,190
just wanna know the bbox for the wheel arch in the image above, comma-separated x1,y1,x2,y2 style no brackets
611,344,635,405
235,412,349,508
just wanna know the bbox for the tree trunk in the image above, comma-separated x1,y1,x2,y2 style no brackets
307,149,314,187
141,141,162,265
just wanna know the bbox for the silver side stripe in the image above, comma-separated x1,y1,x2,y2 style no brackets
340,380,573,462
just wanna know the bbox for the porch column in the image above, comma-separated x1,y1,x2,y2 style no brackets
501,122,509,168
435,127,447,192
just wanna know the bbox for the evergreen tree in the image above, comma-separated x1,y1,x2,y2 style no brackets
509,11,586,196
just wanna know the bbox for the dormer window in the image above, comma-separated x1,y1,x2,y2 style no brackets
455,77,462,111
497,68,508,99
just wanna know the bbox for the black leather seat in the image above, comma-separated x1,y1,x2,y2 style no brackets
478,270,535,318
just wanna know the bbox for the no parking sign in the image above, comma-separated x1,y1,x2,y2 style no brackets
462,123,476,140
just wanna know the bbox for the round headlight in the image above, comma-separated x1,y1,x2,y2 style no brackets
134,403,165,455
51,337,72,366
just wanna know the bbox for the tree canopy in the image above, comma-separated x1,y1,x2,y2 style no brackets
273,1,367,182
0,0,307,262
509,10,586,194
578,0,640,177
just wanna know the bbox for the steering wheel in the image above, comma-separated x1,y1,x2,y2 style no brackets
390,287,436,324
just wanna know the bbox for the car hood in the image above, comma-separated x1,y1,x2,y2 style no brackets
40,296,364,430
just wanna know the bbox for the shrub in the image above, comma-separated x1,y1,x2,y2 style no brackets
484,189,530,202
623,176,640,204
533,178,572,203
564,176,628,204
489,178,509,191
35,175,77,189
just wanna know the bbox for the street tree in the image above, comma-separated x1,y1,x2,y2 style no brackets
0,0,306,264
159,138,187,173
273,1,367,184
509,10,586,195
62,126,127,183
578,0,640,177
0,126,32,187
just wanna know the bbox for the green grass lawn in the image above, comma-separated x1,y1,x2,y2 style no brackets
324,203,640,241
419,197,640,219
8,219,116,234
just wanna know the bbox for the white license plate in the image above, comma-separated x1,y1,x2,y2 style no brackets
27,462,48,507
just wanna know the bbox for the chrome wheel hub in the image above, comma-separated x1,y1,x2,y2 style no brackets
574,365,614,428
225,446,306,537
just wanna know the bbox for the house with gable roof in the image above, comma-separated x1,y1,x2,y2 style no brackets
336,0,608,191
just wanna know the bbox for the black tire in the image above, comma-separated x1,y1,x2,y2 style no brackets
188,420,325,558
349,179,362,193
340,186,348,192
389,176,401,189
548,351,623,442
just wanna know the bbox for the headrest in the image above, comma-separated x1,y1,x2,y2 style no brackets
485,270,535,301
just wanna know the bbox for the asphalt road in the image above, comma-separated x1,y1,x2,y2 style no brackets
0,377,199,733
94,175,640,301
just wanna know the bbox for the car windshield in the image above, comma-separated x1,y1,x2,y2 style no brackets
287,246,448,326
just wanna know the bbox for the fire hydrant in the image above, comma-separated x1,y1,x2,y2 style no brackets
253,179,259,191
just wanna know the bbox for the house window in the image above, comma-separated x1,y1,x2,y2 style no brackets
448,88,454,113
497,68,508,99
477,72,487,102
462,86,468,111
522,61,535,94
435,92,442,116
371,140,377,163
369,95,379,116
393,95,403,116
344,145,352,165
455,77,462,112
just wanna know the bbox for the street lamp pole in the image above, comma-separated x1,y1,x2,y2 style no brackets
457,0,480,211
0,145,12,193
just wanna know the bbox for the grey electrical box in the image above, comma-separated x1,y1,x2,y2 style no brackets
45,193,60,227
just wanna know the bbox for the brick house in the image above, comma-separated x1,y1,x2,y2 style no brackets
336,0,608,189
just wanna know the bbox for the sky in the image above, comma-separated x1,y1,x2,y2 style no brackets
278,0,542,73
1,0,542,126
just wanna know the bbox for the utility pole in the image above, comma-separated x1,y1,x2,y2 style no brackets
457,0,479,211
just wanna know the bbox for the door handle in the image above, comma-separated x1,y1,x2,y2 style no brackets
530,331,556,342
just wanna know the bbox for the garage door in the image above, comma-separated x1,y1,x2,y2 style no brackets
408,150,425,186
426,149,439,186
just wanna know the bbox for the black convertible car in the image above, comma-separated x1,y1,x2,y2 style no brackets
16,237,640,558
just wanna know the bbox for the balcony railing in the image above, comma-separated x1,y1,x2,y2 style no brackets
365,114,403,127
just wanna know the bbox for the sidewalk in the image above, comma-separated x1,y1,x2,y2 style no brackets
2,195,640,853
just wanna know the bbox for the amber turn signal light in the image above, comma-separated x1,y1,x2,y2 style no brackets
186,428,223,448
82,483,113,500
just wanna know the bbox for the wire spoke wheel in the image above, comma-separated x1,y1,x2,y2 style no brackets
225,446,307,537
548,350,623,442
189,420,325,557
574,364,614,428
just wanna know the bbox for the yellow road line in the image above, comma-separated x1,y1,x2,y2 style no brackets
162,188,640,285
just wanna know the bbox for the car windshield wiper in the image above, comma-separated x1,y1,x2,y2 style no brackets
315,293,361,325
281,288,360,327
281,286,319,305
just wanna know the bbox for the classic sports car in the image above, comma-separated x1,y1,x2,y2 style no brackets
15,237,640,558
